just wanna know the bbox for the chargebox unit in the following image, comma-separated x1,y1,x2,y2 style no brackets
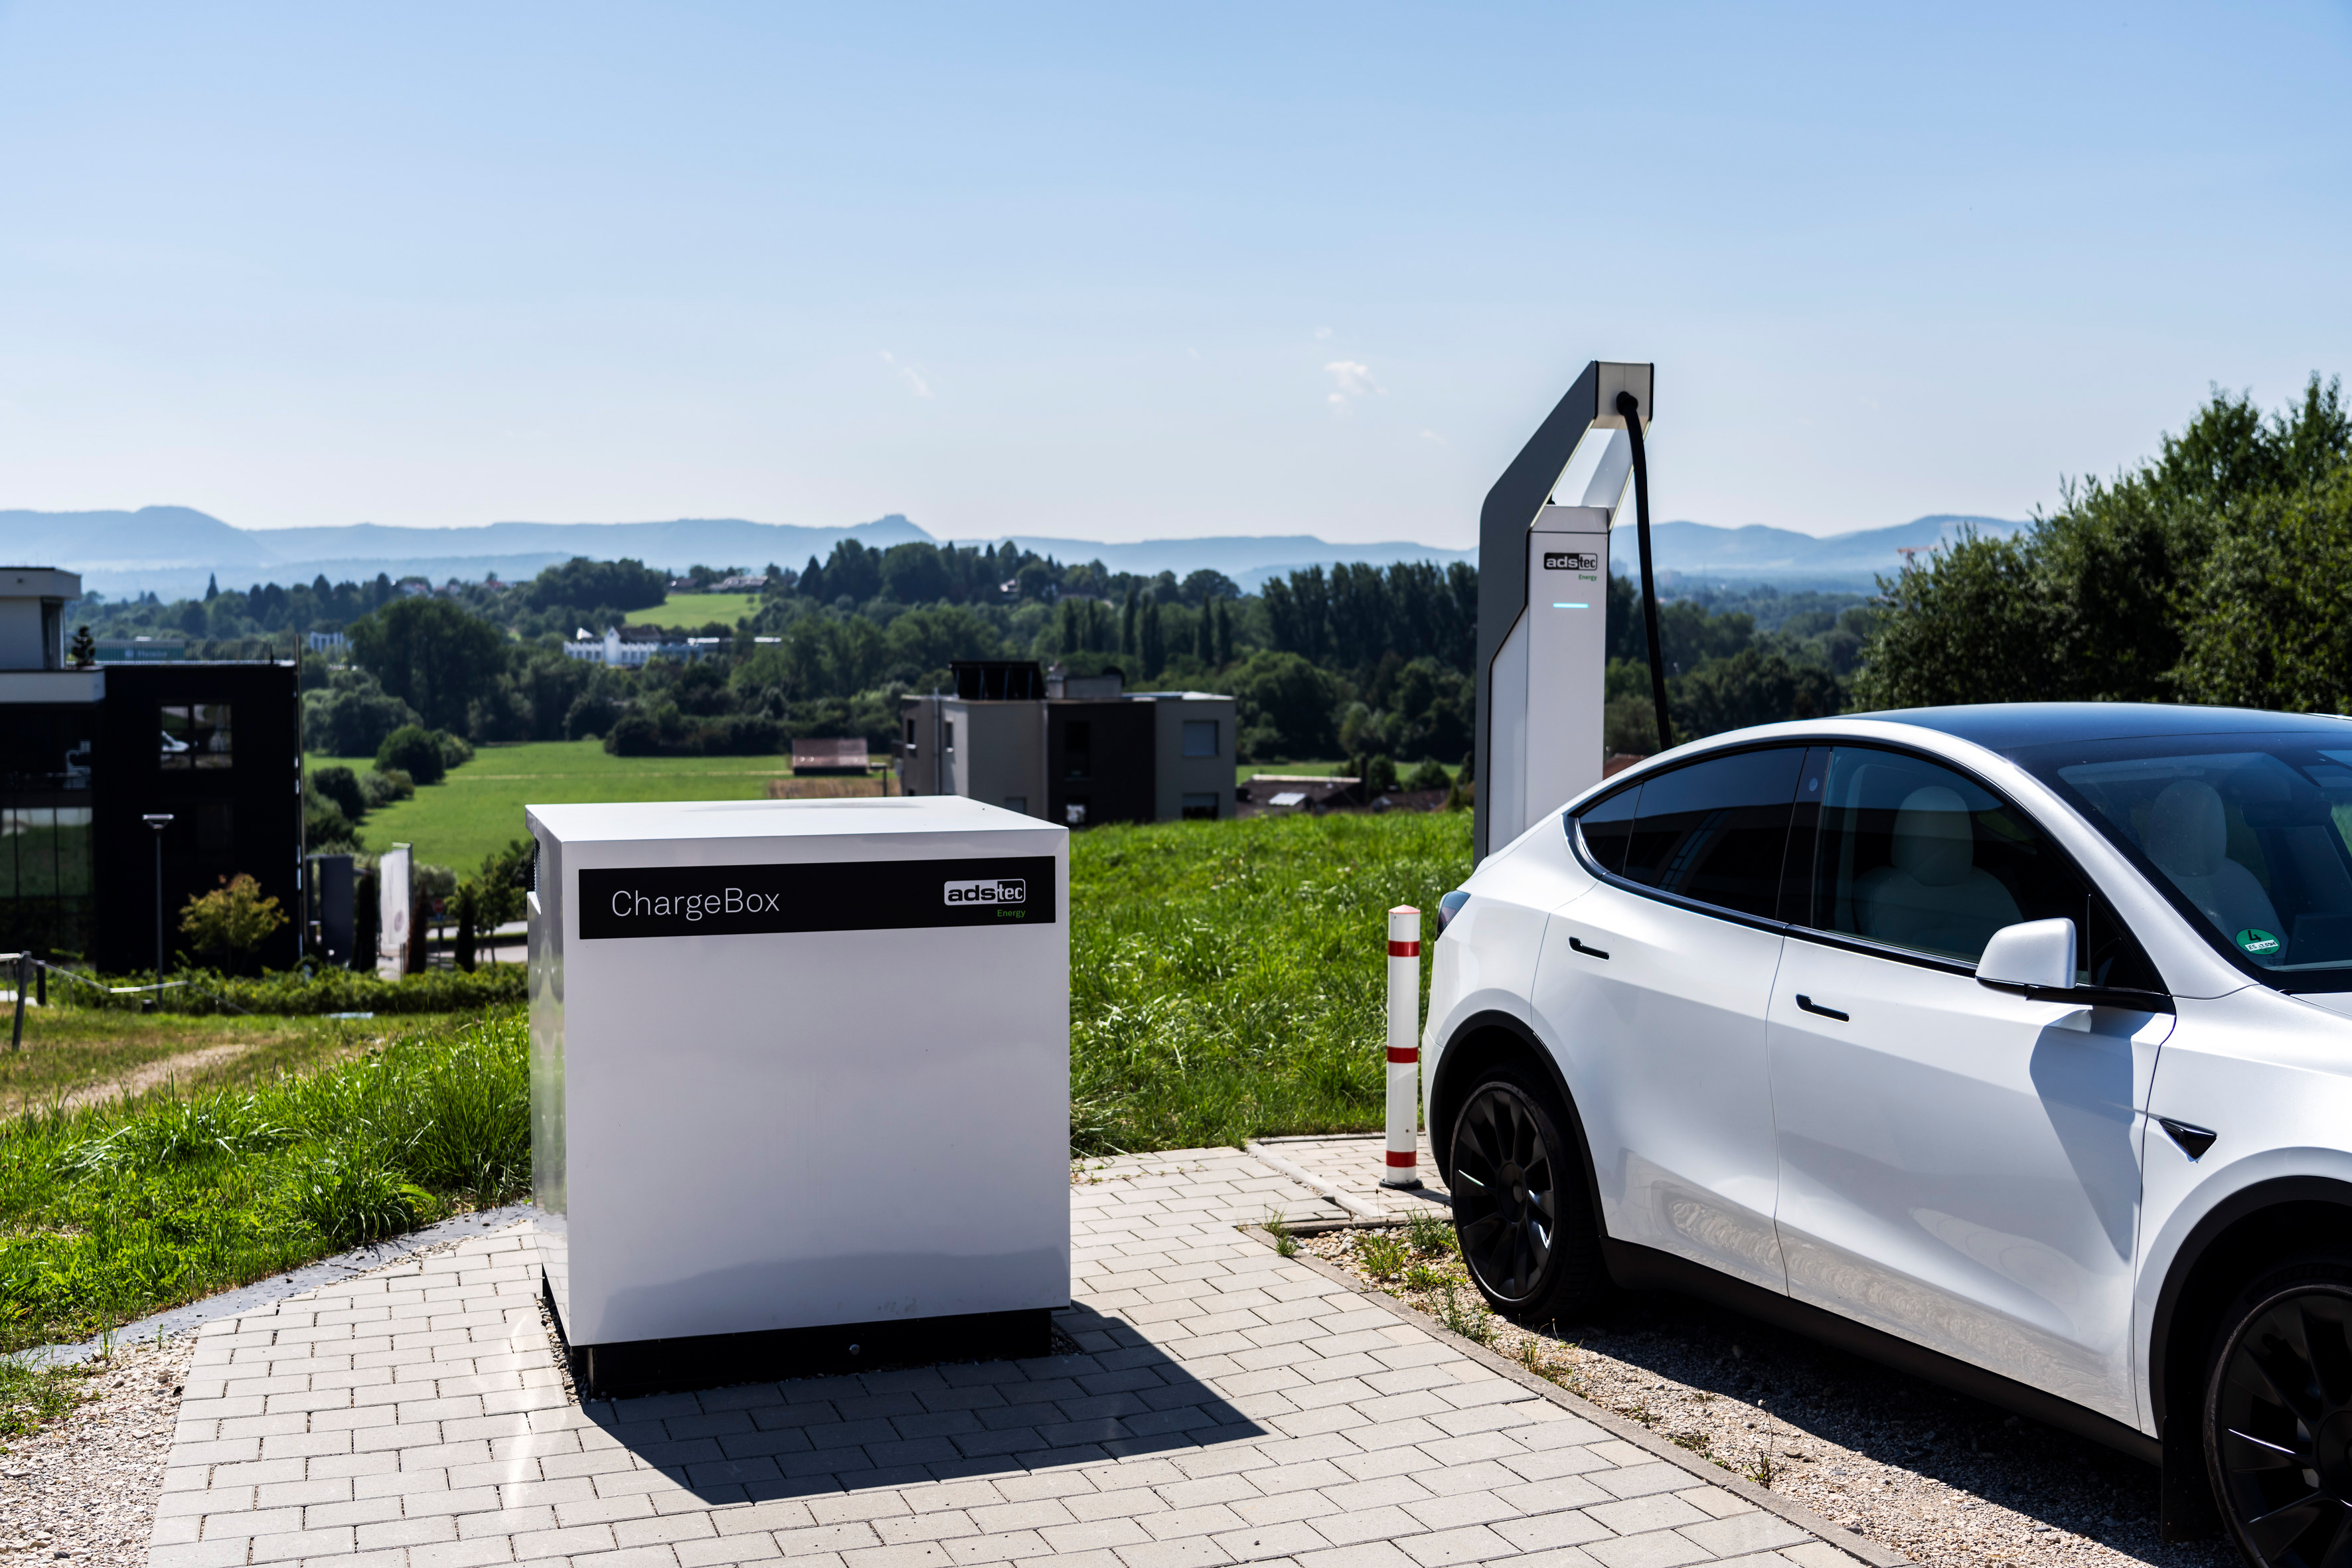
526,796,1070,1397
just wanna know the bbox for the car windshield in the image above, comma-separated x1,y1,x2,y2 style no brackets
2024,732,2352,986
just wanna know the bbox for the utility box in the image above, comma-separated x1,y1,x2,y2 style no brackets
526,796,1070,1397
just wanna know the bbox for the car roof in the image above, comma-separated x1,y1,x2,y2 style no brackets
1853,702,2352,755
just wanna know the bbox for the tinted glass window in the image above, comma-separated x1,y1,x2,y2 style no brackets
1616,748,1804,919
1573,785,1639,874
1804,745,2160,986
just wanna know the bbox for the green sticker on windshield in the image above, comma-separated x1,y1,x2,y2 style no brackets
2236,928,2282,956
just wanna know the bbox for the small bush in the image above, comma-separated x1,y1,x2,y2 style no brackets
376,726,446,785
305,798,361,852
434,730,474,770
309,765,367,821
179,874,290,971
1405,757,1452,793
359,767,414,809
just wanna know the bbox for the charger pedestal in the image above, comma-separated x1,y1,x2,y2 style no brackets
526,796,1070,1399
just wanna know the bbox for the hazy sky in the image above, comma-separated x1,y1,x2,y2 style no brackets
1,3,2347,548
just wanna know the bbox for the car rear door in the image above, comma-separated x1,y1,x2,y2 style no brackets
1765,744,2171,1426
1537,745,1804,1292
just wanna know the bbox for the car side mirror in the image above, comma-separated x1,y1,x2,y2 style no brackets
1976,918,2077,990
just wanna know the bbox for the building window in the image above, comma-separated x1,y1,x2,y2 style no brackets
1181,793,1219,821
904,718,916,750
0,806,95,957
1063,721,1092,779
943,721,955,752
1182,720,1219,758
161,704,233,769
1002,797,1028,815
1064,800,1089,826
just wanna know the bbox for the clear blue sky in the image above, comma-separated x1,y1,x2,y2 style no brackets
1,2,2346,548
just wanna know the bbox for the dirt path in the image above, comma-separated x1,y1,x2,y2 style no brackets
22,1042,260,1114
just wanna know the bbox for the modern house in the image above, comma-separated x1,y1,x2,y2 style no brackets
900,662,1237,826
0,568,303,971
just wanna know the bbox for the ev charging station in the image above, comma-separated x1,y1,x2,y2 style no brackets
526,795,1070,1398
1473,360,1660,863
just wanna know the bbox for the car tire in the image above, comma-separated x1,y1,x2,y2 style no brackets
2204,1251,2352,1568
1447,1063,1606,1324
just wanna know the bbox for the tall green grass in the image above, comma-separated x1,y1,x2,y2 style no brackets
1069,811,1471,1153
0,1010,527,1350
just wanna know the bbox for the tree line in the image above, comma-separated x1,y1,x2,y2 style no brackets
1852,376,2352,712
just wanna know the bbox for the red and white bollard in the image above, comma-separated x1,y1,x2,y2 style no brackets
1383,905,1423,1188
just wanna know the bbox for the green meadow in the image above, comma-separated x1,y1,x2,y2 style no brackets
0,809,1469,1366
619,592,767,627
307,740,799,870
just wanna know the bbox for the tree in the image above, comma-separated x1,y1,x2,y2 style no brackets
2172,469,2352,711
302,668,420,756
309,765,367,821
522,556,668,613
349,597,509,733
68,625,95,667
376,725,447,785
1226,651,1341,760
179,874,287,973
1854,376,2352,712
1181,569,1239,605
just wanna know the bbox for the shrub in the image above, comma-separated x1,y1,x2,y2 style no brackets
358,768,414,809
302,674,420,757
179,874,290,970
309,765,366,821
305,798,361,852
1365,753,1399,793
603,712,661,755
376,726,445,785
433,730,475,770
1405,757,1451,793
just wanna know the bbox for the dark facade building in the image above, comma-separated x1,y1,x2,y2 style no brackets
0,568,303,972
899,662,1237,828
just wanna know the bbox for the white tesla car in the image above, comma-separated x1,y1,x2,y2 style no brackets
1423,704,2352,1565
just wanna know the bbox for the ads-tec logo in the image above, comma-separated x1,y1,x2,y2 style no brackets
1543,551,1600,572
946,878,1026,907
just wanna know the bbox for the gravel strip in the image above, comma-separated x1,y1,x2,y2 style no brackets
0,1335,196,1568
1300,1227,2235,1568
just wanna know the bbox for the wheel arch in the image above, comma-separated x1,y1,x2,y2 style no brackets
2150,1175,2352,1436
1426,1009,1610,1248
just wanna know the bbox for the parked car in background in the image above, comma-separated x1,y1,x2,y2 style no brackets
1424,704,2352,1567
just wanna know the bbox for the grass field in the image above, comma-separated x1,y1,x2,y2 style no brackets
619,592,765,627
308,740,799,870
0,809,1468,1367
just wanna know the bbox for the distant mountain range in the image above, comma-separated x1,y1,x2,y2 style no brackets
0,506,2023,601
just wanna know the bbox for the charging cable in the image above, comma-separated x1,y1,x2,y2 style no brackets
1615,390,1672,753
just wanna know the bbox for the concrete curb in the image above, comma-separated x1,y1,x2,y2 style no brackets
21,1201,537,1367
1243,1139,1451,1219
1243,1223,1915,1568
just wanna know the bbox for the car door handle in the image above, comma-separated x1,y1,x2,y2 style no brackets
1569,936,1609,960
1795,994,1849,1022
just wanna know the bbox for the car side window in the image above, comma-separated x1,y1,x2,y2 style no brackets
1796,745,2161,986
1574,784,1639,874
1605,747,1805,920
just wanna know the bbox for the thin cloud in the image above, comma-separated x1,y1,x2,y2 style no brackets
1314,326,1333,340
1419,429,1447,445
880,349,933,400
1324,359,1380,415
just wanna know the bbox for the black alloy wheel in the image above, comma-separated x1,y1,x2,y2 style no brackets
2209,1267,2352,1567
1448,1067,1601,1322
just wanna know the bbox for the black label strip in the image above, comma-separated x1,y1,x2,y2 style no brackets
576,856,1058,939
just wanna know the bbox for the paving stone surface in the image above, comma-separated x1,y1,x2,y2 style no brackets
148,1149,1865,1568
1243,1137,1450,1220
